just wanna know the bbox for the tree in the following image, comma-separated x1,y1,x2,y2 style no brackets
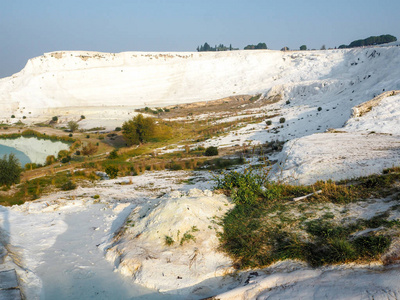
320,45,326,50
281,47,289,51
205,146,219,156
244,43,267,50
82,142,98,156
45,155,56,166
0,154,22,186
67,121,79,132
105,166,119,179
122,114,156,145
343,34,397,49
300,45,307,51
197,42,234,52
108,149,119,159
58,150,70,159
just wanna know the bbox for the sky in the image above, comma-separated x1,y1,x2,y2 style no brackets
1,0,400,78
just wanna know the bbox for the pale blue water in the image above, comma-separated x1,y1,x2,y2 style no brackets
0,144,30,167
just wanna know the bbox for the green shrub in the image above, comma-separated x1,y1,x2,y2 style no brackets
318,107,322,111
165,235,174,246
108,149,119,159
61,156,71,163
25,163,37,170
205,146,219,156
215,170,266,205
279,117,286,123
266,120,272,126
0,154,22,186
61,180,76,191
67,121,79,132
170,163,183,171
45,155,56,166
115,127,122,131
105,166,119,179
58,150,70,159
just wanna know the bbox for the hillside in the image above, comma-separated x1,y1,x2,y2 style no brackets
1,47,400,126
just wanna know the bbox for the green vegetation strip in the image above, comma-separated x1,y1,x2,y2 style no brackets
0,129,75,143
215,168,400,269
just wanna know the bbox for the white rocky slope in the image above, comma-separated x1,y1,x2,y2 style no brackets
273,91,400,184
104,189,235,297
2,47,400,125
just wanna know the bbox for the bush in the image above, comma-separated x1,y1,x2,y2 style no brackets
108,149,119,159
52,116,58,122
279,117,286,123
205,146,219,156
67,121,79,132
115,127,122,131
61,180,76,191
165,235,174,246
82,143,98,156
61,156,71,163
170,163,183,171
45,155,56,166
266,120,272,126
318,107,322,111
11,115,15,118
105,166,119,179
215,169,266,205
0,154,22,186
81,115,85,119
25,163,38,170
58,150,70,159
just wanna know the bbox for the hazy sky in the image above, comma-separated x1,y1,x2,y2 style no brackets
1,0,399,78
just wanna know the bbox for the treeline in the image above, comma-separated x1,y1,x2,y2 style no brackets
244,43,267,50
339,34,397,49
196,42,267,52
196,43,238,52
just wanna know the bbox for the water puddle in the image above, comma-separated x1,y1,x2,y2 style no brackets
0,144,31,166
0,137,70,165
